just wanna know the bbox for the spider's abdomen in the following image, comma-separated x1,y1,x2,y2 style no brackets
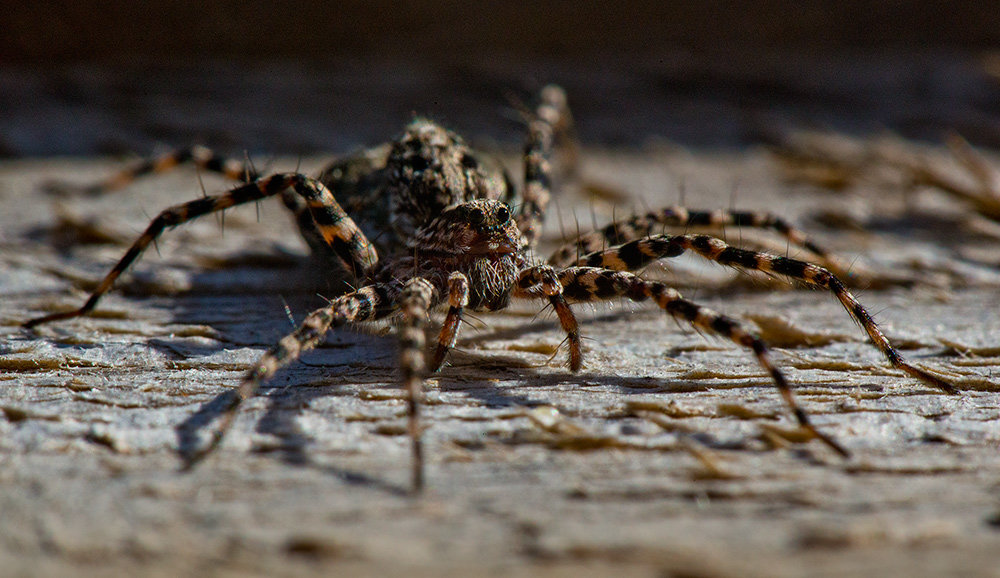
387,119,510,239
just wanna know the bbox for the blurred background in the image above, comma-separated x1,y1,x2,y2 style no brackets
3,1,1000,157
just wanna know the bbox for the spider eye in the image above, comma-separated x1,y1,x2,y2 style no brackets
496,205,510,223
408,156,429,173
460,153,479,169
468,207,486,225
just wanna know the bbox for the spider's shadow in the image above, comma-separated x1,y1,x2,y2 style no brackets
172,303,740,494
863,211,1000,250
38,246,825,490
175,364,411,495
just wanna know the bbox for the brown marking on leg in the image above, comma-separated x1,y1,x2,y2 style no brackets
430,272,470,372
513,265,582,371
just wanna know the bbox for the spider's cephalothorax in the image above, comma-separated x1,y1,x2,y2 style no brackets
25,85,961,493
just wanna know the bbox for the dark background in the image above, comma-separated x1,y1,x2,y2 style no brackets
3,2,1000,156
7,2,1000,61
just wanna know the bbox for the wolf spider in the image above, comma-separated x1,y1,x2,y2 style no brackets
25,86,958,492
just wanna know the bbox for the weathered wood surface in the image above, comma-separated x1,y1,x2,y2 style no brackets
1,149,999,577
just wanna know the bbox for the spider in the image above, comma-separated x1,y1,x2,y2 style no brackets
24,86,958,493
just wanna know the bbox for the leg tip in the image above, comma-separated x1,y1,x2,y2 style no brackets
901,363,961,395
811,427,850,459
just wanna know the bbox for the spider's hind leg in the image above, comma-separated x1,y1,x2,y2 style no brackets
516,85,575,248
40,142,362,281
43,145,259,197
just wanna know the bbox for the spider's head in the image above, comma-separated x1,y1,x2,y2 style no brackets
409,199,524,256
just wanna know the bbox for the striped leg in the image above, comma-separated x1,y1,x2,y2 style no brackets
548,206,851,277
182,282,401,468
557,267,849,457
39,143,367,282
512,264,582,371
429,272,470,372
516,85,573,247
43,145,258,196
576,234,958,394
397,277,438,493
24,173,379,328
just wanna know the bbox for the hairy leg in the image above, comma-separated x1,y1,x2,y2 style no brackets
429,272,471,372
548,206,851,277
24,173,378,328
397,277,439,492
40,144,373,283
576,233,957,393
43,145,258,196
516,85,574,247
556,266,849,456
512,264,582,371
182,281,401,468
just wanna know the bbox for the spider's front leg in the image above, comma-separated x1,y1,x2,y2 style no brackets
425,264,583,374
579,234,958,393
182,281,401,468
556,267,849,457
512,265,582,371
397,277,440,493
429,272,470,372
23,173,378,328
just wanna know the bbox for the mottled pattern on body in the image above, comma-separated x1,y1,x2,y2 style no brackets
24,85,962,493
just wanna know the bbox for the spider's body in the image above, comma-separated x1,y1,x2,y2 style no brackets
290,118,532,313
317,119,514,259
25,86,959,492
